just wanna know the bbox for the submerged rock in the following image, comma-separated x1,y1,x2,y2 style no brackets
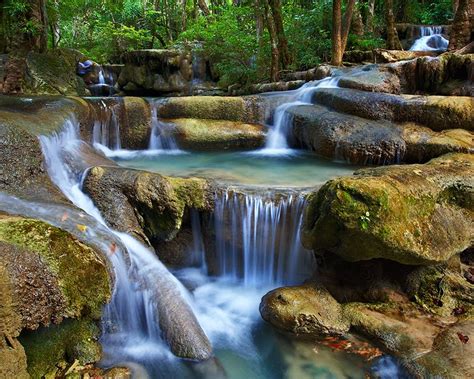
260,284,350,336
169,118,266,150
303,153,474,265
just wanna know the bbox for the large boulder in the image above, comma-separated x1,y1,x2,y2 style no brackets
288,104,472,165
169,118,266,150
158,96,265,124
302,154,474,265
260,284,350,336
0,215,112,378
82,166,214,243
311,88,474,131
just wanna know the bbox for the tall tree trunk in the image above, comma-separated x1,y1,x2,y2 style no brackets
331,0,343,66
453,0,459,14
366,0,375,33
31,0,48,52
448,0,473,50
198,0,211,16
181,0,187,31
385,0,402,50
352,4,365,36
268,0,291,69
341,0,356,51
260,0,280,81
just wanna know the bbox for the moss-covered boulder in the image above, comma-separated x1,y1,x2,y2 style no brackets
158,96,264,124
303,153,474,265
169,118,266,150
83,166,213,243
0,96,92,203
260,284,350,336
24,49,88,96
0,215,112,378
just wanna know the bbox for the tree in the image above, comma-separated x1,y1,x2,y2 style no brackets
269,0,291,69
260,0,280,81
385,0,402,50
448,0,473,50
331,0,356,66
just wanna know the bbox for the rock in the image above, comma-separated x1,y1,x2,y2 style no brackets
120,97,151,149
334,64,401,93
311,87,474,131
82,166,213,243
0,215,112,378
388,53,474,95
24,49,88,96
247,80,305,94
158,96,264,124
302,153,474,265
169,118,266,150
343,50,374,64
260,284,350,336
288,103,472,165
0,96,92,203
118,49,219,96
374,49,437,63
410,321,474,378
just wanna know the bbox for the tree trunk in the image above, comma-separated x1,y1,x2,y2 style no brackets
198,0,211,16
331,0,343,66
269,0,291,69
260,0,280,81
352,3,365,36
453,0,459,14
448,0,473,51
385,0,402,50
181,0,187,31
341,0,356,52
366,0,375,33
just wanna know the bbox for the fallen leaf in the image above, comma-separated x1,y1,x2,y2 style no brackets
457,332,469,344
76,224,88,233
61,212,69,222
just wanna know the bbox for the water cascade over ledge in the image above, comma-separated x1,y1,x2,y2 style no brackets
258,76,340,155
409,26,449,51
39,118,213,371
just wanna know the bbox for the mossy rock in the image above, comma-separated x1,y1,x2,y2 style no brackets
158,96,264,124
19,319,101,379
24,49,87,96
260,284,350,336
169,118,265,151
0,216,111,320
83,166,214,243
303,153,474,265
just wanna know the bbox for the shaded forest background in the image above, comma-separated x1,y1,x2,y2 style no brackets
0,0,467,86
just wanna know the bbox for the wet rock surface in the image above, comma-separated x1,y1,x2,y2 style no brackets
302,153,474,265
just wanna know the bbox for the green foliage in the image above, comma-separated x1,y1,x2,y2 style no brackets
179,6,259,87
418,0,453,25
347,34,385,51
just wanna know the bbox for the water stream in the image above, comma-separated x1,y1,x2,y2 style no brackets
148,99,181,152
409,26,449,51
257,77,340,155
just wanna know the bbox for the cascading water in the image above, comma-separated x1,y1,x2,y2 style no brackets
39,118,212,377
148,99,181,152
258,77,340,155
91,99,122,150
410,26,448,51
208,189,314,287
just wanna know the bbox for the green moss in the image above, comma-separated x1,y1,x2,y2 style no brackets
0,218,111,319
19,318,101,378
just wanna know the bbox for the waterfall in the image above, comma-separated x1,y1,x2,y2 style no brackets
39,118,212,369
410,26,448,51
259,77,340,155
148,99,181,152
208,189,315,287
98,68,106,85
91,99,122,150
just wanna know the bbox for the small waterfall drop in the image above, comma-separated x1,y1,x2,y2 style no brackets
410,26,448,51
91,99,121,150
259,77,340,155
148,99,181,152
39,118,212,372
98,68,106,85
207,189,315,287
